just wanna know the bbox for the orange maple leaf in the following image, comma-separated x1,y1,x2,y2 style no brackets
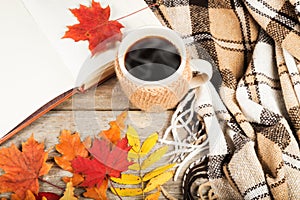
98,111,127,144
83,178,108,200
62,173,85,187
11,190,36,200
54,130,89,172
63,0,124,55
0,135,52,199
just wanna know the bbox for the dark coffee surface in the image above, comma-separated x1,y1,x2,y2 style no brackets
125,37,181,81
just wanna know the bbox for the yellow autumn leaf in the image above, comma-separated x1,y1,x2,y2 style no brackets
111,174,142,185
128,132,158,160
128,163,140,171
110,188,143,196
143,163,176,181
145,189,161,200
128,150,139,159
140,133,158,157
60,182,77,200
141,146,168,170
126,125,140,153
143,171,174,193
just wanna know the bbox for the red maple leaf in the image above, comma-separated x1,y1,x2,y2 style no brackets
36,192,61,200
72,137,132,188
71,157,106,188
63,0,124,55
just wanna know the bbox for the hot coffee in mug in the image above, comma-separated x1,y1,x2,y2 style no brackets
115,26,212,111
124,36,181,82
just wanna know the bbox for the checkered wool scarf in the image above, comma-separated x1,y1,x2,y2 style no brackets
146,0,300,199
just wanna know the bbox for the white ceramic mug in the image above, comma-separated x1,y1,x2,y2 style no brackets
115,26,212,111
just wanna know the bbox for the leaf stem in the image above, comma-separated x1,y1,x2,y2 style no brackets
114,3,159,22
38,177,65,191
109,177,123,200
88,3,160,34
138,153,145,199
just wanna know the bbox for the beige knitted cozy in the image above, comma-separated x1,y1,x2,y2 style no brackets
115,56,192,111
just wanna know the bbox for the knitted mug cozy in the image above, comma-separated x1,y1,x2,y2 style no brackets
115,56,192,111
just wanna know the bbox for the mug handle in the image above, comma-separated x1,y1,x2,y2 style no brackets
189,59,213,89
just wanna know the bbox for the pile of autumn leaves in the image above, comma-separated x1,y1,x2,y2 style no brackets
0,112,175,200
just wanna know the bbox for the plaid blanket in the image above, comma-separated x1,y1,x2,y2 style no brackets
146,0,300,199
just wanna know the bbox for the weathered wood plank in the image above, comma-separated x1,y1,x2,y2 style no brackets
54,77,138,111
1,110,186,199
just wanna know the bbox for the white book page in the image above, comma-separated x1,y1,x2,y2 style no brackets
21,0,162,87
0,0,74,137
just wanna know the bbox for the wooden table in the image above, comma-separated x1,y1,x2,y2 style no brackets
0,77,185,199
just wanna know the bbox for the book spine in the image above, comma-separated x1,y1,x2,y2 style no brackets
0,88,77,144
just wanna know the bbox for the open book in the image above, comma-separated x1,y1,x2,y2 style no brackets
0,0,161,143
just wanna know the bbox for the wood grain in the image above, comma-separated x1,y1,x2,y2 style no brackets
0,112,185,199
54,77,138,111
0,76,192,199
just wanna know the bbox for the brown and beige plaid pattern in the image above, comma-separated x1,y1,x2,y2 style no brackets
145,0,300,199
